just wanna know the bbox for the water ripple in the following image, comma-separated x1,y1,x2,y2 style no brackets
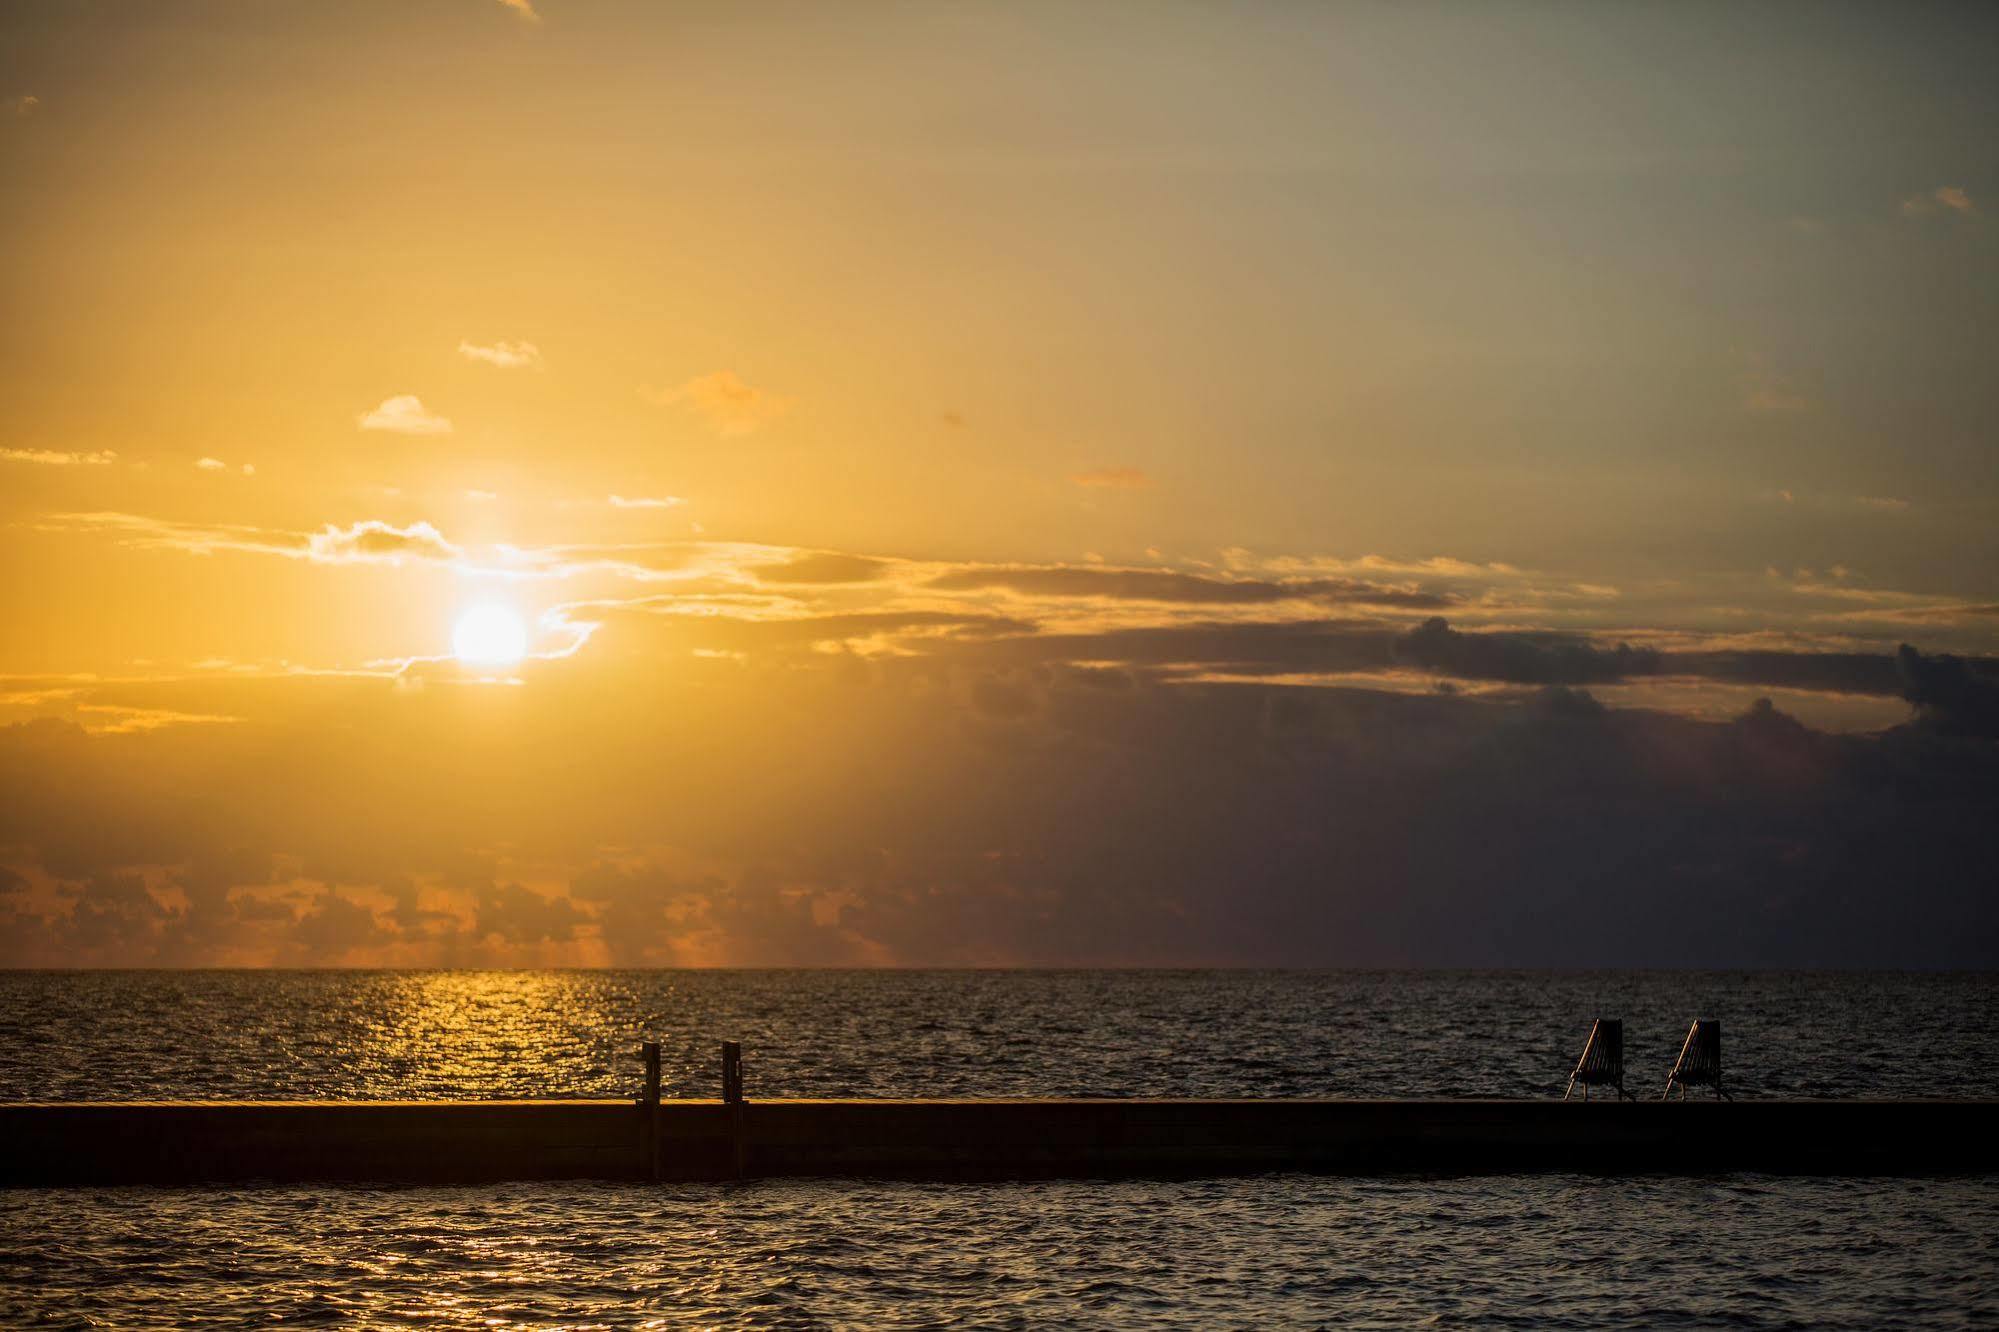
1,970,1994,1102
8,1174,1994,1329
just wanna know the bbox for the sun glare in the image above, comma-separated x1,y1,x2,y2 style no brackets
453,604,528,669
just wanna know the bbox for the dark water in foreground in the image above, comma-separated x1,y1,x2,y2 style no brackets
3,971,1996,1328
5,1175,1997,1329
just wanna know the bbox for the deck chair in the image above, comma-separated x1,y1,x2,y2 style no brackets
1564,1018,1629,1101
1662,1019,1731,1100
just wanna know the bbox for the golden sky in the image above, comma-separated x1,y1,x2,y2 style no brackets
2,2,1996,967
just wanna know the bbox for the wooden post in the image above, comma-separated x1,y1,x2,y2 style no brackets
721,1040,746,1178
642,1040,661,1182
721,1041,743,1105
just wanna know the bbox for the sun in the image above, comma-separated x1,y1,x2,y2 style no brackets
452,604,528,668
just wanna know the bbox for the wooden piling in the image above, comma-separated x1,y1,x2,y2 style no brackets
722,1041,746,1177
641,1040,661,1181
722,1042,743,1104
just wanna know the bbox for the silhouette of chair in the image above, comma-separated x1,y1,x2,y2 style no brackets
1662,1019,1731,1100
1564,1018,1629,1100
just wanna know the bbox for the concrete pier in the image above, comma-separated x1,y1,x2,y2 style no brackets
3,1099,1995,1185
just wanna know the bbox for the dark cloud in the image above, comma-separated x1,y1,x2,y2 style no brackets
927,618,1400,673
1393,620,1999,705
1399,617,1662,684
1898,644,1999,738
290,891,387,960
1667,649,1908,697
927,565,1452,610
753,553,892,585
473,880,586,945
2,634,1997,968
60,873,173,955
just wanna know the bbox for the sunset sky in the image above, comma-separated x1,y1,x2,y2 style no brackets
3,1,1996,967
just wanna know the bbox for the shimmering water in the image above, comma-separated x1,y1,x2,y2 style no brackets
3,971,1996,1327
5,1175,1997,1329
3,969,1996,1101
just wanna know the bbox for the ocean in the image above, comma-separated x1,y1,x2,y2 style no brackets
3,970,1996,1327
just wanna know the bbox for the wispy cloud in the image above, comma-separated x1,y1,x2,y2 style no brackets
466,489,499,502
358,395,453,436
458,339,542,369
494,0,541,21
1859,496,1911,512
1826,601,1999,627
1903,186,1977,218
39,513,461,569
927,563,1451,609
642,371,789,436
1070,468,1151,489
608,495,684,509
308,520,461,566
754,553,890,585
1,448,115,466
4,95,37,118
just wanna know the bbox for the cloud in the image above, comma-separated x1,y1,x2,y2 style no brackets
1859,496,1911,512
1904,186,1977,218
2,448,115,466
494,0,541,21
306,519,461,566
1398,616,1662,685
39,512,466,571
643,371,789,436
473,881,585,945
1832,602,1999,628
1898,644,1999,739
584,604,1034,656
358,395,452,436
466,489,499,502
458,339,542,369
754,553,891,585
195,457,225,471
928,564,1451,609
1070,468,1151,489
24,512,1999,719
4,653,1998,970
291,890,391,962
4,95,36,118
607,495,684,509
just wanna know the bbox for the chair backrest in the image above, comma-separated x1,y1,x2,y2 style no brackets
1575,1018,1623,1080
1672,1019,1721,1085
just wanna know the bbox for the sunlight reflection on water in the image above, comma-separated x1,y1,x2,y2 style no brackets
1,969,1994,1102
